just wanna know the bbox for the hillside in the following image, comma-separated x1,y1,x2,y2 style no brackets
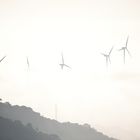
0,116,60,140
0,102,117,140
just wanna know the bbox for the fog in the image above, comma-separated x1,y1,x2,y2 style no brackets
0,0,140,139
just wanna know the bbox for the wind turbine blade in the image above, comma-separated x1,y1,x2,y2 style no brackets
64,64,71,69
118,48,123,51
126,48,131,57
109,46,113,55
0,56,6,63
101,53,106,56
126,36,129,48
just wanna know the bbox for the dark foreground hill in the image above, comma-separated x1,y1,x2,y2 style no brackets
0,102,117,140
0,116,60,140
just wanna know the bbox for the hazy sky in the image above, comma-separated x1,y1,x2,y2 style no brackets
0,0,140,139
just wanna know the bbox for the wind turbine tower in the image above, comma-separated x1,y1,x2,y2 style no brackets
26,56,30,70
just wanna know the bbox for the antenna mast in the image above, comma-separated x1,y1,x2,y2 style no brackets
55,104,57,121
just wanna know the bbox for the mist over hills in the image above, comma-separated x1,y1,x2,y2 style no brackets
0,116,60,140
0,102,117,140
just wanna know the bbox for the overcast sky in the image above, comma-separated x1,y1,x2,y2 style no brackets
0,0,140,140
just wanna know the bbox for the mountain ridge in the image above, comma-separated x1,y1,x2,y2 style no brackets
0,116,60,140
0,102,118,140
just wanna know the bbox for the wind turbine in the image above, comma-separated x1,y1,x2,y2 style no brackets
60,53,71,70
101,47,113,67
26,56,30,70
119,36,131,64
0,56,6,63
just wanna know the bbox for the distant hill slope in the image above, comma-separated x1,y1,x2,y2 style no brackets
0,116,60,140
0,102,117,140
